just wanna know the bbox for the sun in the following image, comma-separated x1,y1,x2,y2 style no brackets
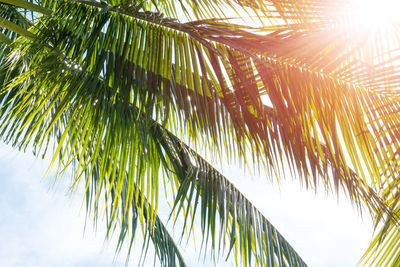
346,0,400,31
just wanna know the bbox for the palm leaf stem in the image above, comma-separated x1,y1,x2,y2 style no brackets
0,0,51,15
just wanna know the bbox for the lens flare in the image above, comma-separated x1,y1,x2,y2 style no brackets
347,0,400,31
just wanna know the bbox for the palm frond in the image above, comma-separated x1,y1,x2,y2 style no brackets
85,157,187,267
0,0,51,15
2,0,395,223
0,30,309,267
2,0,389,214
157,125,307,266
0,43,309,266
361,181,400,266
0,3,33,38
1,0,400,266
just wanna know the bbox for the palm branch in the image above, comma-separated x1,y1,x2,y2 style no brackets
0,0,400,266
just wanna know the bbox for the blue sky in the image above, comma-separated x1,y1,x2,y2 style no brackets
0,142,374,266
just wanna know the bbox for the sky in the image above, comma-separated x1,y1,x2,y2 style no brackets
0,141,375,267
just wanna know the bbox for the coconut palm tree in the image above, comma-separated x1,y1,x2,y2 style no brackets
0,0,399,266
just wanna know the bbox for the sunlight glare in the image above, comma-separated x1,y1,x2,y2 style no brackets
347,0,400,31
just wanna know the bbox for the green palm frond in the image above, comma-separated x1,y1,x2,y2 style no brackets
2,0,391,214
0,46,307,266
87,158,187,267
0,0,51,15
1,0,400,266
361,179,400,266
361,225,400,266
157,126,307,266
210,20,400,182
0,3,33,42
360,95,400,266
0,11,309,264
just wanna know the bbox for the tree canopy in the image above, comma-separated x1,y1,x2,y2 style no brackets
0,0,400,266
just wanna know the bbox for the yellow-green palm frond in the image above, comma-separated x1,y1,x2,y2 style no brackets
2,0,400,266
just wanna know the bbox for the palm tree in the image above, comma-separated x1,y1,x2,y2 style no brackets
0,0,399,265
